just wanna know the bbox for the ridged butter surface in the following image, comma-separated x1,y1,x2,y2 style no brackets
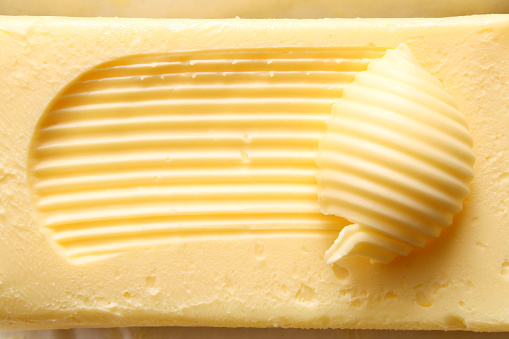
318,44,475,264
1,15,509,332
28,47,386,263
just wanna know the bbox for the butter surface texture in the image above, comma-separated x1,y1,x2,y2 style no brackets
319,44,475,264
27,47,385,264
1,15,509,331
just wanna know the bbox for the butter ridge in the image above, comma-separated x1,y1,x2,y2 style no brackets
319,44,475,264
27,46,387,263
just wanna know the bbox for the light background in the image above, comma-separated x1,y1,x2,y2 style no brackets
0,0,508,18
2,328,509,339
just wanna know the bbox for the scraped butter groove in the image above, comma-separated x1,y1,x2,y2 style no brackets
27,46,387,263
318,44,475,264
27,44,474,265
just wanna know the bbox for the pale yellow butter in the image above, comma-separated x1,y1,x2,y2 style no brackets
319,44,475,264
0,15,509,331
27,46,385,264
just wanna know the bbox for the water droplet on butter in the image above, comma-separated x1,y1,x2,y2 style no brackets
240,150,249,163
242,133,252,143
255,241,265,260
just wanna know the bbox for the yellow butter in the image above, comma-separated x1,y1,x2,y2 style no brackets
0,15,509,331
28,47,386,263
318,44,475,264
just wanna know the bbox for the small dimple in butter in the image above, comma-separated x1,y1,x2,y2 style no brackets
317,44,476,264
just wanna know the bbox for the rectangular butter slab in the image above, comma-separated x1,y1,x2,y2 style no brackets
0,15,509,331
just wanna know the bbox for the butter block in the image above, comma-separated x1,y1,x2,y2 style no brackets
0,15,509,331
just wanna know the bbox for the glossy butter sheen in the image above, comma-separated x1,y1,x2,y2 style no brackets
319,44,475,264
0,15,509,331
28,47,386,263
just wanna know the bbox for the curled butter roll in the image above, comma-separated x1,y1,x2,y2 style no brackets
317,44,475,264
